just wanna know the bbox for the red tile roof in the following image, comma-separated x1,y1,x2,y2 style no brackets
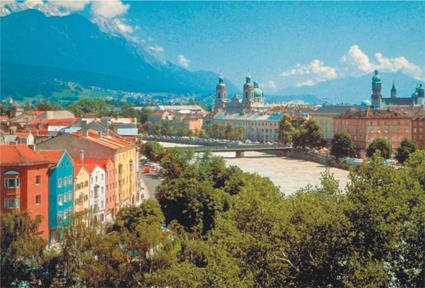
37,150,65,165
29,118,78,126
72,129,133,150
0,144,49,166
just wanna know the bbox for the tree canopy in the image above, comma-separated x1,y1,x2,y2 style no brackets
3,144,425,287
395,138,417,164
331,132,357,159
367,138,392,159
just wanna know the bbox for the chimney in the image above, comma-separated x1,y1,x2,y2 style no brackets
80,149,85,161
81,120,88,137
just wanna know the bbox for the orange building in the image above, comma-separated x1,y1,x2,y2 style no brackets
0,145,50,239
334,109,412,151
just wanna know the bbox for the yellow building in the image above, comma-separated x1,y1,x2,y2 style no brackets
311,105,357,140
113,146,137,208
73,165,90,214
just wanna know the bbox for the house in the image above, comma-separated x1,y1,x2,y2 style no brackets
86,164,106,223
334,108,412,151
73,164,90,215
74,156,115,223
310,105,357,140
0,144,50,240
38,150,74,242
37,128,139,210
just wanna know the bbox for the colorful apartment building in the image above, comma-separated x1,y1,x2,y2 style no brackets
86,164,106,223
73,164,90,214
0,145,50,240
334,109,412,150
38,150,74,241
37,128,138,211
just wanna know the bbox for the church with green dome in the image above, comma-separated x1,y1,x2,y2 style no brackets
214,75,265,114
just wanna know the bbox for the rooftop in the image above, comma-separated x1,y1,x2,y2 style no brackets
0,144,49,166
337,108,411,119
37,149,66,165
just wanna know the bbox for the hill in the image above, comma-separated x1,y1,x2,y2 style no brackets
0,10,238,100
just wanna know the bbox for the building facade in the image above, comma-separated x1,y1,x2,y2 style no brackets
214,75,265,114
311,105,357,139
371,70,425,109
73,165,90,215
37,129,138,210
88,165,106,223
38,150,74,241
0,145,50,240
334,109,412,150
412,113,425,148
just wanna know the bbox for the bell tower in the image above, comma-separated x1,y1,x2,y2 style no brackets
214,75,227,112
371,70,383,109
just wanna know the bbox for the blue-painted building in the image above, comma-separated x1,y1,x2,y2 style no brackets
39,150,74,241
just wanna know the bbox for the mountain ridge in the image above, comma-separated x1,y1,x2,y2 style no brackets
0,9,239,99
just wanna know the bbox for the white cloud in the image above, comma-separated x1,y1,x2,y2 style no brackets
341,44,424,80
177,54,190,69
267,80,276,89
340,44,373,74
281,59,337,87
148,46,164,54
91,0,128,19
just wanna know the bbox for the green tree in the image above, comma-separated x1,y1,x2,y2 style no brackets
141,141,165,162
0,211,50,287
330,132,357,159
140,107,153,124
366,138,392,159
395,138,416,164
278,115,296,144
68,98,111,117
293,119,326,149
120,103,139,118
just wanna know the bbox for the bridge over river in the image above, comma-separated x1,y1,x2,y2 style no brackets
165,144,292,158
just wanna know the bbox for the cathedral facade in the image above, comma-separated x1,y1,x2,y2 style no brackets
214,75,265,114
370,70,424,109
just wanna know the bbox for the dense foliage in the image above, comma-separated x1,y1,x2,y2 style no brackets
331,132,357,159
2,146,425,287
367,138,393,159
293,119,326,149
278,115,296,144
395,138,417,164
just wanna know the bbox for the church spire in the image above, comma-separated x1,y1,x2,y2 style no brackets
391,81,397,98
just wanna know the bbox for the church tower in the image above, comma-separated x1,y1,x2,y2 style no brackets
214,75,227,112
391,81,397,98
242,74,254,110
371,70,383,109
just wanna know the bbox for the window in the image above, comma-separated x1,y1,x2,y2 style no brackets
64,178,68,186
35,195,41,205
4,198,20,209
69,176,73,184
58,212,63,221
58,195,63,205
4,178,20,189
35,175,41,185
58,178,62,188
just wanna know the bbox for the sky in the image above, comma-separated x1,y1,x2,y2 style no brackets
1,1,424,92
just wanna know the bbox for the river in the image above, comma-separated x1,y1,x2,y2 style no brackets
146,142,350,196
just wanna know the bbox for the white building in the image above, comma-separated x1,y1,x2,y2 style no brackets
87,165,106,223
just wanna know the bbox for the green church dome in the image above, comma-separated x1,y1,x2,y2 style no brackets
372,70,381,83
253,81,263,97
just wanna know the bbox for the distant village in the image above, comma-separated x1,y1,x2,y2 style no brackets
0,70,424,242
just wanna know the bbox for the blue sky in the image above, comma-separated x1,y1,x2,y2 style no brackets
2,1,424,91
